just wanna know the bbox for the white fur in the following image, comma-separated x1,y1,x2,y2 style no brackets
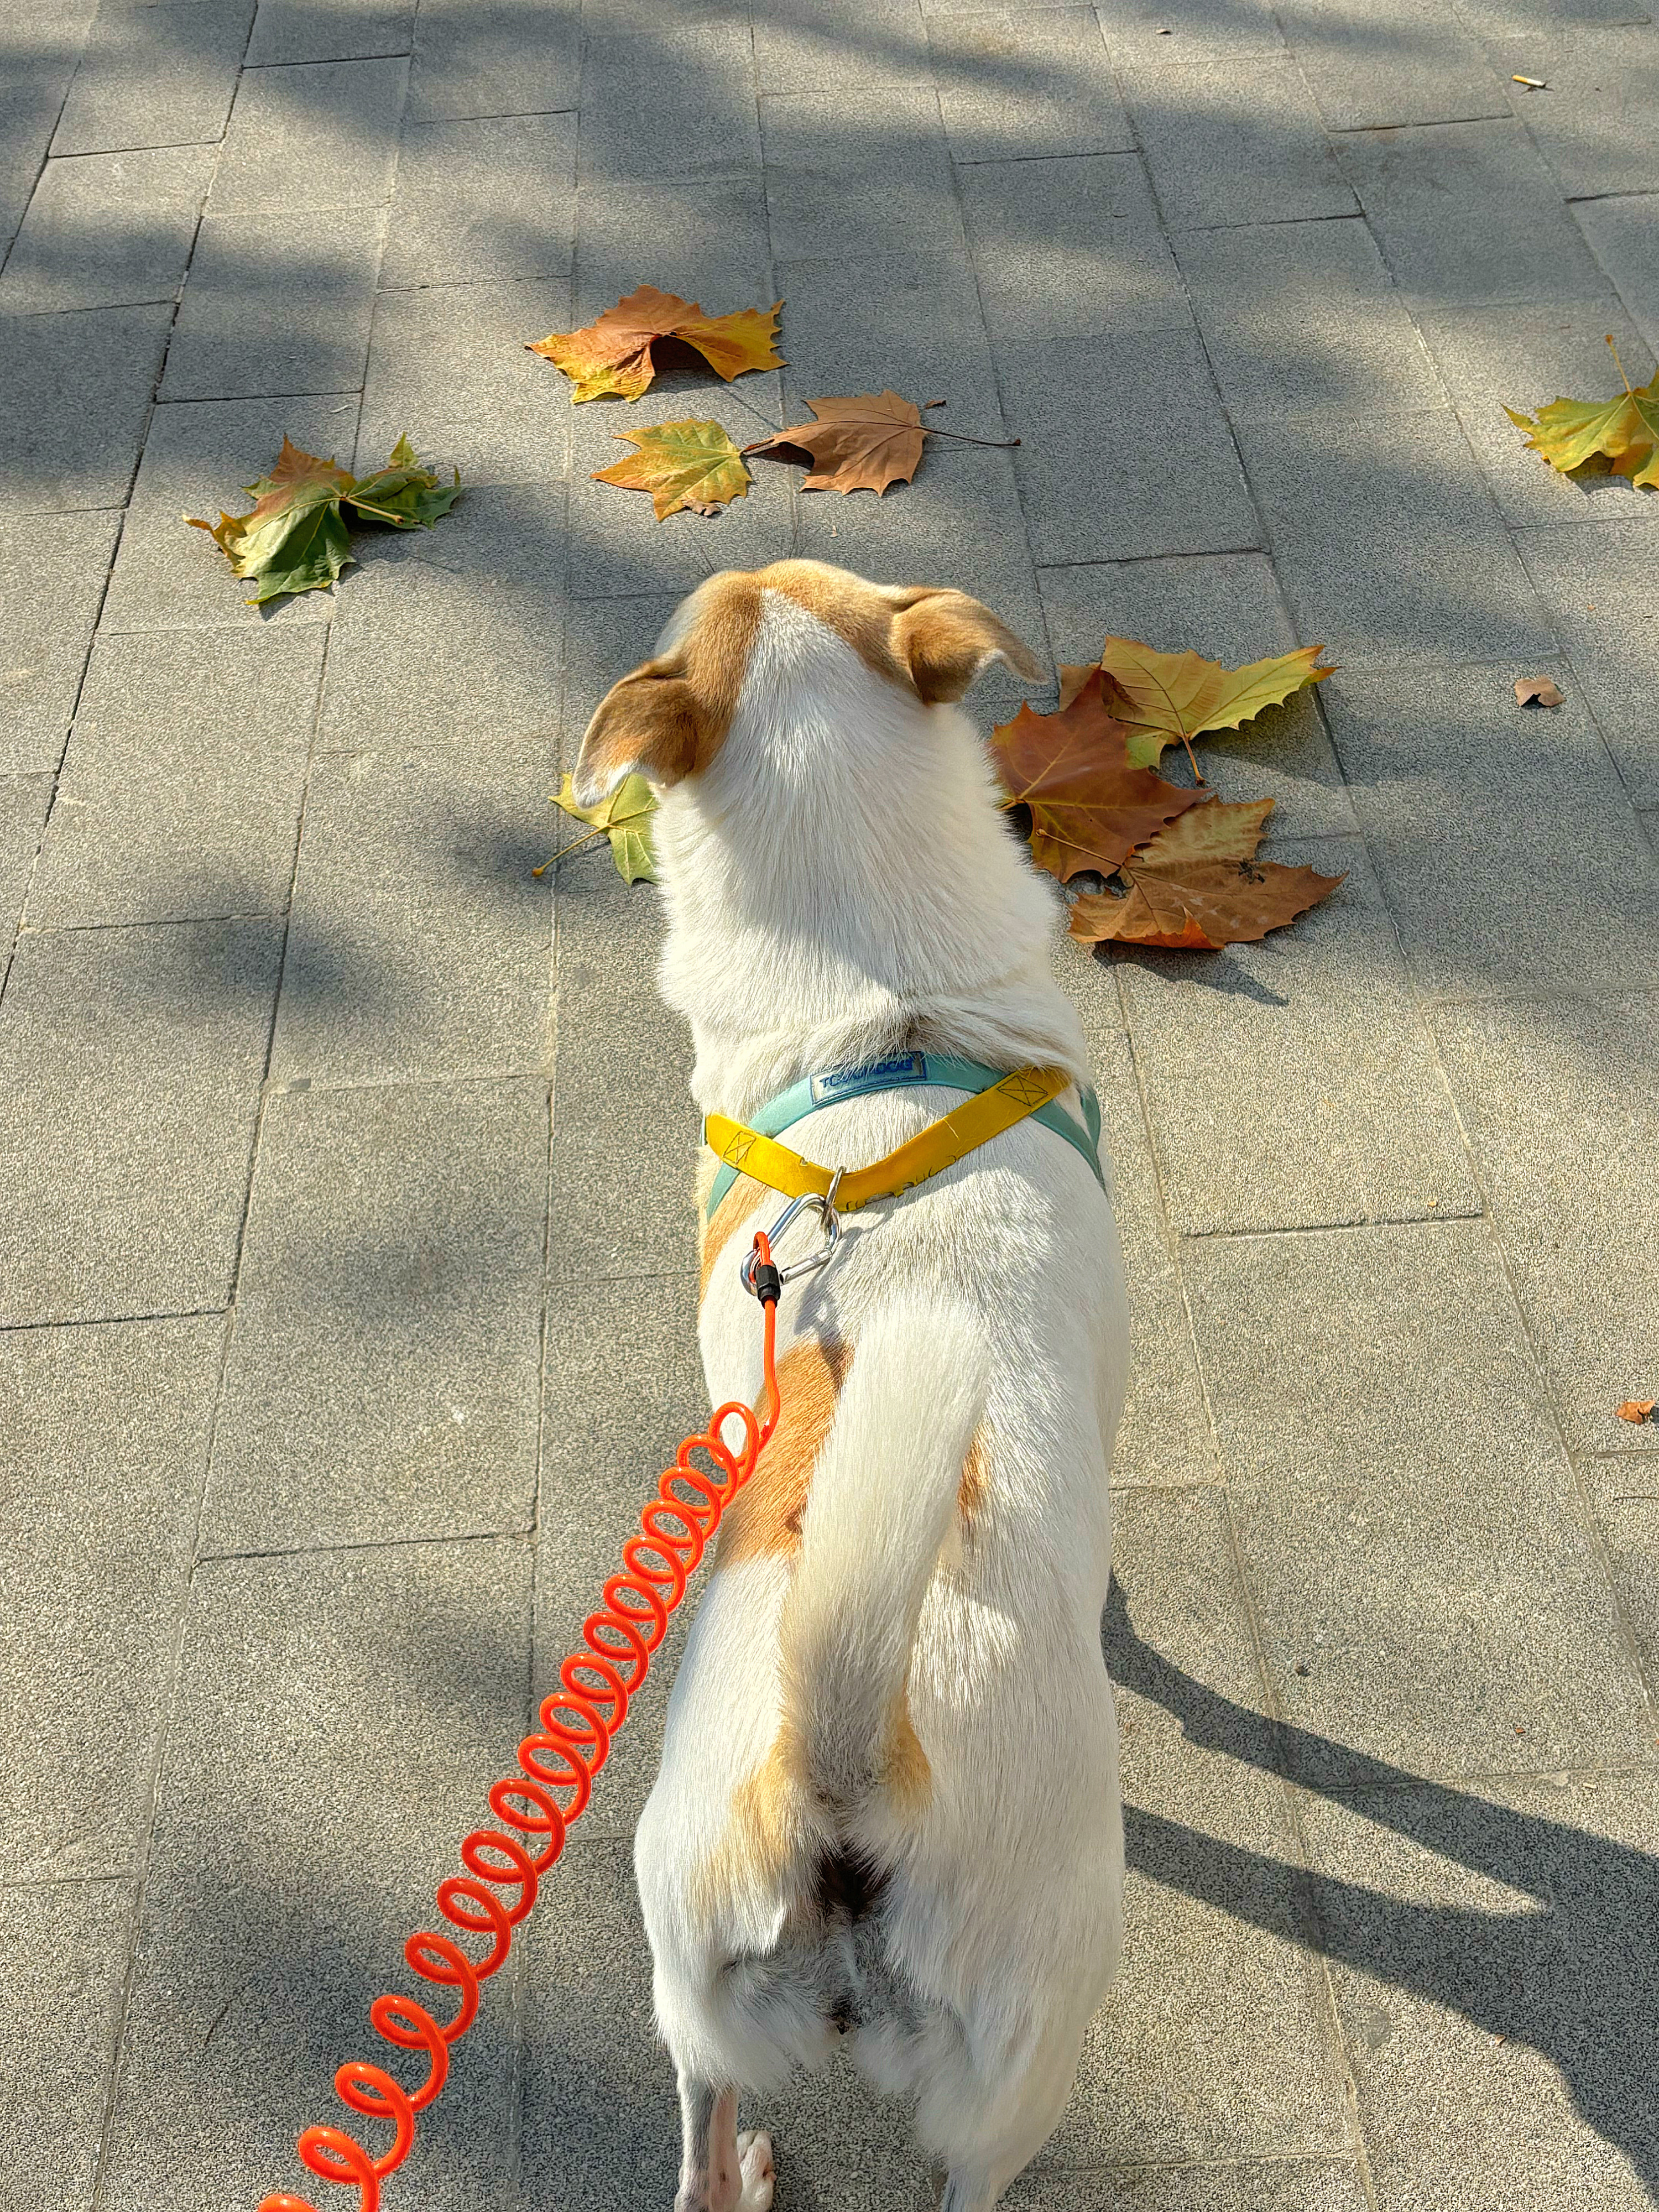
615,577,1130,2210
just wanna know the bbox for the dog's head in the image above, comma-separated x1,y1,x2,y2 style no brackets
571,560,1042,809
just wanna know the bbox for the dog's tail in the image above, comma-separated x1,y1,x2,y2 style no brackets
776,1296,986,1822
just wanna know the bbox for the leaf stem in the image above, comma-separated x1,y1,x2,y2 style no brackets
1606,332,1634,397
921,426,1022,450
530,823,608,877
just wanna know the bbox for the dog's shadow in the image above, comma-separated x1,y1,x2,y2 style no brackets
1104,1576,1659,2189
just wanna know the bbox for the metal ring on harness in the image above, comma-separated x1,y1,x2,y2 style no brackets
739,1166,844,1294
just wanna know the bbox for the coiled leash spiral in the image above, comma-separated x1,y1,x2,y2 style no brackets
255,1214,820,2212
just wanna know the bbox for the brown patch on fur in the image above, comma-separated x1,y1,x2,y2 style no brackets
957,1423,992,1529
886,1693,932,1812
715,1336,851,1568
690,1724,819,1921
697,1171,764,1303
573,570,764,799
888,587,1044,703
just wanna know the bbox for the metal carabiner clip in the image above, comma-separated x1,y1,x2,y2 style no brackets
740,1169,843,1297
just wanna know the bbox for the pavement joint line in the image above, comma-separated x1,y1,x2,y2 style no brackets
194,1526,533,1567
0,1306,231,1337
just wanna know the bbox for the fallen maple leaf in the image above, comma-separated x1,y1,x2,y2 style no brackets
536,772,658,884
186,433,460,603
989,671,1201,882
1614,1400,1656,1424
1068,795,1344,950
743,392,1018,497
592,418,750,520
1058,637,1334,775
1505,334,1659,489
529,284,783,403
1515,675,1565,707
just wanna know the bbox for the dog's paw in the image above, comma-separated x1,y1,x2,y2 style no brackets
736,2130,775,2210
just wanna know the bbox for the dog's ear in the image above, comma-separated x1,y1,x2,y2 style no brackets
573,655,701,806
886,588,1045,705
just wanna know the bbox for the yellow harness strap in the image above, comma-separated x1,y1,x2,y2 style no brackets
702,1065,1071,1214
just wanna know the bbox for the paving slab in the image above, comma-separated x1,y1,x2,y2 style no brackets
1595,1498,1659,1693
270,746,551,1083
0,921,279,1326
1410,296,1659,531
356,275,572,487
406,0,580,123
763,87,964,262
0,508,121,772
1001,2165,1370,2211
208,53,408,213
1171,216,1444,422
0,141,213,314
519,1836,935,2211
1297,1768,1659,2211
581,23,761,184
753,0,930,95
98,1540,530,2212
317,481,566,753
1433,991,1659,1459
1335,118,1609,305
0,773,49,957
1115,839,1480,1237
28,625,323,926
960,152,1191,346
201,1076,546,1553
0,302,170,514
547,855,698,1280
0,1316,222,1880
1319,661,1659,999
1281,0,1511,131
1235,408,1556,670
1042,1489,1349,2169
574,169,776,327
1092,0,1286,59
1073,1018,1221,1489
0,28,83,256
1036,551,1358,842
100,388,361,630
1481,23,1659,199
560,589,678,736
773,247,1005,436
1574,191,1659,352
161,203,384,401
930,9,1135,164
1185,1220,1653,1788
245,0,414,66
997,328,1260,566
382,111,575,288
1120,55,1358,229
1514,517,1659,805
0,1879,135,2212
51,0,254,155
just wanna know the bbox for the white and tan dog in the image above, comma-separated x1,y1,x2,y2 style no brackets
572,561,1130,2212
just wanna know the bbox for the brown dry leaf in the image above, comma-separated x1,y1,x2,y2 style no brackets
1057,636,1334,773
1068,794,1345,950
591,418,750,520
744,390,927,495
528,284,783,403
1515,675,1566,707
988,671,1201,882
1615,1400,1657,1424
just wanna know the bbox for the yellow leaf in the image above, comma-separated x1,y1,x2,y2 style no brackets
1058,638,1334,772
529,284,783,403
542,772,658,884
1506,336,1659,489
591,418,752,520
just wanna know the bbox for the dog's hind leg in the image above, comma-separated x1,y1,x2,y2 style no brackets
940,2170,1003,2212
674,2078,775,2212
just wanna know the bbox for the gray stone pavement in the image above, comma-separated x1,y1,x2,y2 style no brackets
2,0,1658,2205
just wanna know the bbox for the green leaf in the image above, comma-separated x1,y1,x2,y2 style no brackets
347,433,464,529
544,772,659,884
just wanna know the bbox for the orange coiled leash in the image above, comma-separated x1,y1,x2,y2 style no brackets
257,1233,784,2212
